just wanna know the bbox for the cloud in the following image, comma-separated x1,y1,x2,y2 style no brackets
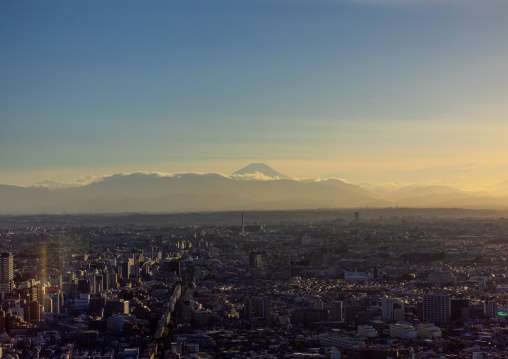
231,171,281,181
98,171,237,183
32,175,102,189
33,170,297,188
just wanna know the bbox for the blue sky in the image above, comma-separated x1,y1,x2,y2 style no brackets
1,0,508,188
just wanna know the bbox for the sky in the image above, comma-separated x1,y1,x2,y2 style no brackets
1,0,508,190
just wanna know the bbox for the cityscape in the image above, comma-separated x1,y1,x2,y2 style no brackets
3,0,508,358
1,209,508,358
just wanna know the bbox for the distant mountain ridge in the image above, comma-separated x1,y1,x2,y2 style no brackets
2,164,508,214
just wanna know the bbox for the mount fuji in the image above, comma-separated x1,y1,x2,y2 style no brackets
232,163,291,180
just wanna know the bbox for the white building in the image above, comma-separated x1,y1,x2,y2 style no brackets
389,322,417,339
357,325,378,338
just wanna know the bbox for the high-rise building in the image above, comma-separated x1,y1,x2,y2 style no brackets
249,252,265,269
485,301,498,319
117,261,130,279
95,273,107,292
327,301,343,322
313,300,324,310
108,272,118,290
51,292,63,314
451,298,470,321
291,309,330,326
29,301,41,323
245,296,271,321
90,293,107,315
162,260,181,277
343,305,357,322
105,299,129,317
393,301,406,322
77,279,91,294
0,252,14,297
382,297,394,322
243,298,252,319
43,295,53,313
423,294,451,325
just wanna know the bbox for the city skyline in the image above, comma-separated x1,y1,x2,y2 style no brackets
2,0,508,191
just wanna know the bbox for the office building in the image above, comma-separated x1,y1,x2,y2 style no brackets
382,297,394,322
451,298,470,321
423,294,451,325
390,322,417,338
249,252,266,269
328,301,343,322
163,260,181,277
0,252,14,297
485,301,498,319
243,296,271,321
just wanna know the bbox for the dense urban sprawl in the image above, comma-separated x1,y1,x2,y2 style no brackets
1,210,508,358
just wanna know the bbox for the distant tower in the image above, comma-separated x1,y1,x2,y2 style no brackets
241,213,245,235
354,211,360,221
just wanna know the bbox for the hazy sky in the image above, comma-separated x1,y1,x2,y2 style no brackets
1,0,508,189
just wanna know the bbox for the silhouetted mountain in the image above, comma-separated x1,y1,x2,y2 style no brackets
0,172,379,214
319,178,374,197
4,169,508,214
233,163,291,180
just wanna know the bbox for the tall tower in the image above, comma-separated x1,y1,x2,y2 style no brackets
0,252,14,297
241,213,245,235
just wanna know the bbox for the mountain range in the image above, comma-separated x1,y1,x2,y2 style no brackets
2,163,508,214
